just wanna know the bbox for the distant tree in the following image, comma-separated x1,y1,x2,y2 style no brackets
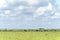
24,30,27,32
35,30,39,31
39,28,44,30
44,30,48,32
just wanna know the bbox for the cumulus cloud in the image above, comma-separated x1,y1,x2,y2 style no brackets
0,0,7,8
24,0,39,5
0,10,11,17
4,10,11,15
14,5,26,11
0,14,5,16
0,0,53,21
6,0,17,4
51,13,60,19
0,0,60,29
33,3,53,17
0,0,57,20
0,0,51,21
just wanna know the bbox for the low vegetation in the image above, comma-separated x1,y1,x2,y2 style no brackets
0,28,60,40
0,31,60,40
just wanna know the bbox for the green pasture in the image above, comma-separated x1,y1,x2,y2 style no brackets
0,31,60,40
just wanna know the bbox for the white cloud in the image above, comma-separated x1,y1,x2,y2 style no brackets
13,5,26,15
0,0,7,8
47,3,53,10
4,10,11,16
6,0,17,4
0,10,16,17
24,0,49,6
33,7,45,17
4,10,11,14
15,5,25,11
0,14,5,16
4,10,17,17
51,13,60,19
22,0,40,6
33,3,53,17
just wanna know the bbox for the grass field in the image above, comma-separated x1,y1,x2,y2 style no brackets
0,31,60,40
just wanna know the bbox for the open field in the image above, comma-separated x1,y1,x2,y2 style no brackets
0,31,60,40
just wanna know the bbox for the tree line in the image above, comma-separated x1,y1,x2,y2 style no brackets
0,28,59,32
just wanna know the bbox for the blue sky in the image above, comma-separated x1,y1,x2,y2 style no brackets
0,0,60,29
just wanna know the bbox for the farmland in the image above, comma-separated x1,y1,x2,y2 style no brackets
0,31,60,40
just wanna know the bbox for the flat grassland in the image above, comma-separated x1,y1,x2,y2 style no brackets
0,31,60,40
